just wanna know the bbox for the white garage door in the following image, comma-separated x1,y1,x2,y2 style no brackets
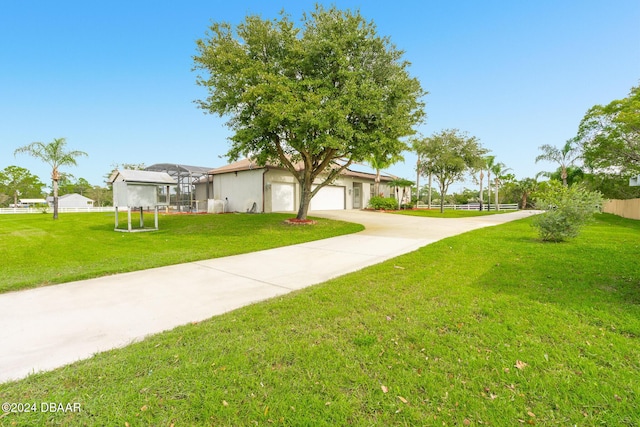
310,185,345,211
271,183,294,212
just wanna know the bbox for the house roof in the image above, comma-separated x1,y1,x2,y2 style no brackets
59,193,93,201
206,158,395,182
18,198,47,204
208,158,267,174
108,169,177,185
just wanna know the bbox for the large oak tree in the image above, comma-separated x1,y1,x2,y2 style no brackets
577,84,640,175
194,6,425,219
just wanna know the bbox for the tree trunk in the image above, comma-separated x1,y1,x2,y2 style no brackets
487,172,491,211
494,178,500,211
415,158,420,207
374,169,381,196
439,182,446,213
520,192,528,210
52,179,59,220
561,166,568,187
51,166,60,219
478,170,484,211
296,179,313,220
428,173,432,209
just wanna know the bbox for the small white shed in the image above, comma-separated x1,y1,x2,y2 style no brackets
108,170,177,232
53,193,94,208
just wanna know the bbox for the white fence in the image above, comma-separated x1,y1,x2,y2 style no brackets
415,203,519,211
0,207,116,214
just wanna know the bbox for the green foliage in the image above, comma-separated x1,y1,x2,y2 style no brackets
502,177,540,208
577,84,640,174
451,188,479,204
58,177,91,196
0,165,46,206
582,172,640,199
532,181,603,241
368,196,397,210
414,129,486,213
539,165,584,187
193,5,425,219
86,185,113,207
535,139,581,186
14,137,88,219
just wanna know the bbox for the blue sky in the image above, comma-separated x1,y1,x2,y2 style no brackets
1,0,638,193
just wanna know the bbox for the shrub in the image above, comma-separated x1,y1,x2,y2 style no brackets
368,196,397,210
532,181,603,242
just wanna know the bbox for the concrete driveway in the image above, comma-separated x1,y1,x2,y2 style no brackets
0,209,538,383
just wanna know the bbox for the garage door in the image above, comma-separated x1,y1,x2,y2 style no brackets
271,183,294,212
310,185,345,211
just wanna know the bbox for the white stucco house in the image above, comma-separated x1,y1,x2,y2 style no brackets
194,158,399,213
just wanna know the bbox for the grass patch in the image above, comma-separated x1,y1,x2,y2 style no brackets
1,214,638,426
393,208,514,218
0,212,363,293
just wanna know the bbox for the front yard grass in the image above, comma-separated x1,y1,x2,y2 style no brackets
1,214,638,426
0,212,363,294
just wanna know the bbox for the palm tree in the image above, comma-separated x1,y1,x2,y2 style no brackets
490,162,511,210
484,155,496,210
476,168,485,211
514,177,539,209
388,177,414,209
15,138,88,219
368,151,404,197
535,139,581,186
472,155,491,211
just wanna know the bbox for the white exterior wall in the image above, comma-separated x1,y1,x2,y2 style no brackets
193,167,392,213
194,179,211,211
58,194,94,208
264,169,298,213
213,169,264,213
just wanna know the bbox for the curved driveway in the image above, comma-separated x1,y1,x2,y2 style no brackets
0,209,538,383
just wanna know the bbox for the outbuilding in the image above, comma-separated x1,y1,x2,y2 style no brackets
108,169,177,232
47,193,94,209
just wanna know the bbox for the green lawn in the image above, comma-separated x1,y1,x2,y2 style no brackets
0,212,363,293
1,214,638,426
393,208,514,218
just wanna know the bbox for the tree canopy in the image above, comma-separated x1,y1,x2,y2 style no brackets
415,129,485,213
0,166,46,207
535,139,581,186
193,5,425,219
14,137,87,219
576,84,640,175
